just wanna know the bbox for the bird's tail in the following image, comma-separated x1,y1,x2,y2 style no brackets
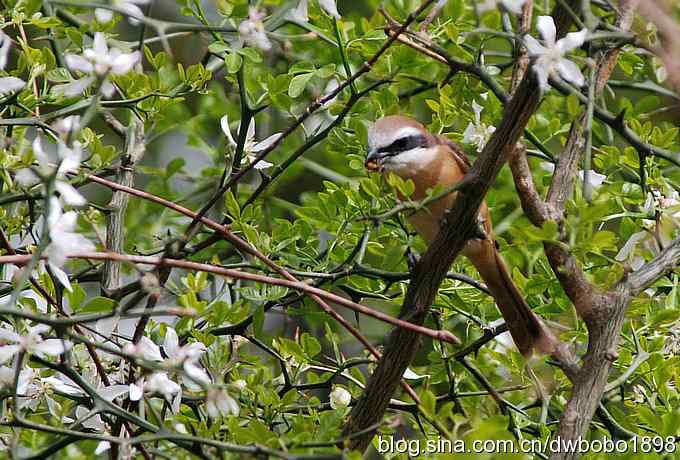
468,240,557,357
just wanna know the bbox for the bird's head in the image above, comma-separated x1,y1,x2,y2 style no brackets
365,116,435,174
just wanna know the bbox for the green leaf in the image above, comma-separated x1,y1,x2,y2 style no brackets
420,390,437,416
165,158,185,178
237,47,262,63
316,64,336,78
300,333,321,358
80,297,117,313
225,51,242,74
566,93,581,117
288,72,314,98
225,191,241,220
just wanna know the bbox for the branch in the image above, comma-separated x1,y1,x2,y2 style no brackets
622,236,680,296
0,251,460,344
102,116,145,295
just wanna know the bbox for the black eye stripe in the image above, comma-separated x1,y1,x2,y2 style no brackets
378,134,427,156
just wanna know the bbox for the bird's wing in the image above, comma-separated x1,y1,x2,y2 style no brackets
435,135,471,173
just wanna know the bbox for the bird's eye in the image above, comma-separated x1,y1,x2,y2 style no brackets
392,137,410,149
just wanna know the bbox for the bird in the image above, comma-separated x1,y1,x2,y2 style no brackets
365,115,556,357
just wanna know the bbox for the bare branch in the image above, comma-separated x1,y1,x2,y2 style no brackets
102,116,145,295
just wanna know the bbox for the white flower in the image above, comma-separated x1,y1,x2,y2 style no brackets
129,372,182,412
95,0,149,24
124,336,163,361
238,8,271,52
94,441,111,455
53,115,81,137
42,375,85,396
614,188,680,263
478,0,526,15
329,386,351,409
233,379,247,391
287,0,309,22
205,387,240,418
0,289,48,313
524,16,587,92
402,368,430,380
539,162,606,190
61,32,140,98
463,101,496,153
46,198,95,270
318,0,341,19
16,136,87,207
162,328,210,386
0,366,36,395
0,31,11,70
0,76,25,96
0,325,70,364
75,405,107,431
220,114,281,170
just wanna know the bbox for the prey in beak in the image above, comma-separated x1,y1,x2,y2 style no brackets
365,148,383,172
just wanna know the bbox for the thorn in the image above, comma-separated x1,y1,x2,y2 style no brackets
614,108,627,127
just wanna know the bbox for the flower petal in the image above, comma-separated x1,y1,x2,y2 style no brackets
253,160,273,170
53,76,96,97
15,169,40,187
557,29,587,53
536,16,556,46
524,35,546,56
33,339,69,356
129,382,144,401
95,441,111,455
163,328,179,358
55,181,87,206
50,264,72,291
318,0,341,18
251,133,282,152
100,384,130,401
101,80,116,98
287,0,309,22
501,0,526,15
532,64,550,92
462,123,476,144
184,361,211,386
0,345,20,365
138,336,163,361
92,33,109,58
471,101,483,123
0,77,25,95
110,51,140,75
556,58,585,87
220,115,237,147
95,8,114,23
64,54,94,74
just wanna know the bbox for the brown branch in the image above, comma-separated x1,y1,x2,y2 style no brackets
341,2,580,451
0,252,459,345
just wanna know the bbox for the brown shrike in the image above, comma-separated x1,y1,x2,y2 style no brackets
365,115,556,357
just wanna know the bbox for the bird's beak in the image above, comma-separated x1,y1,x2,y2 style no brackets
365,148,381,172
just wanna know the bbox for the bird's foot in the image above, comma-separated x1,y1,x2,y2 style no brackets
405,247,420,274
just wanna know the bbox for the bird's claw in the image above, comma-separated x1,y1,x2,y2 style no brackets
406,248,420,274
